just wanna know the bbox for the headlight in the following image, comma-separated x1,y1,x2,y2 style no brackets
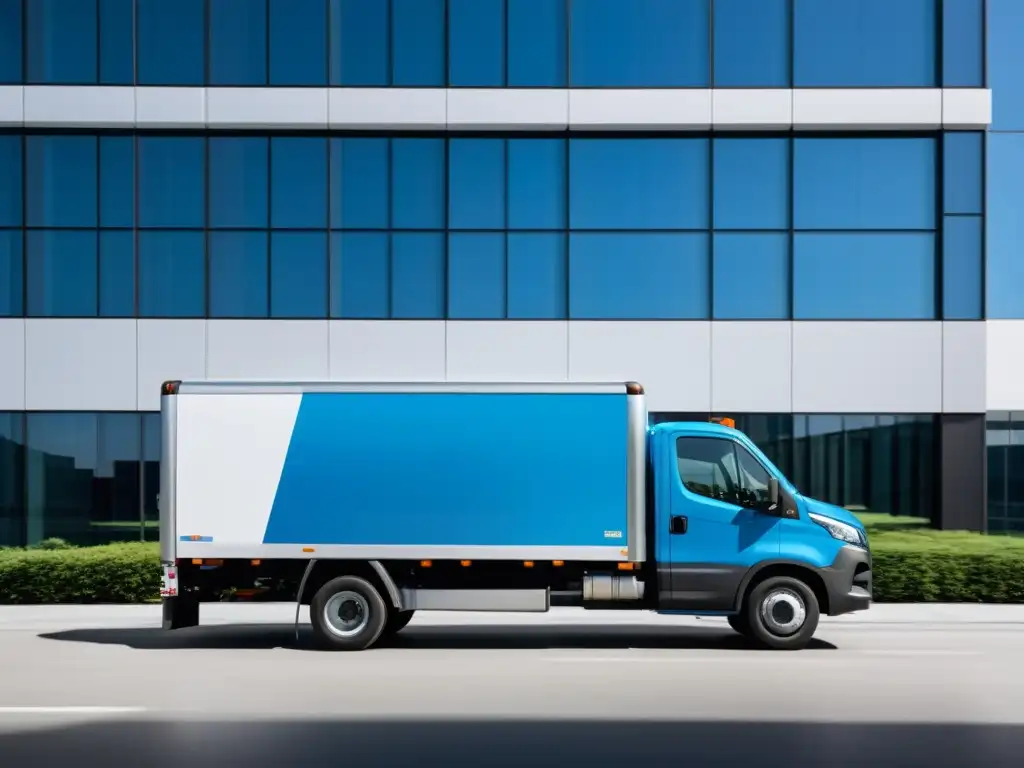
809,512,868,549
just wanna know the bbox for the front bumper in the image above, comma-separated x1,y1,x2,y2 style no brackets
819,544,872,616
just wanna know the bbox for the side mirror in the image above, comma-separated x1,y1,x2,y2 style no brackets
765,477,781,515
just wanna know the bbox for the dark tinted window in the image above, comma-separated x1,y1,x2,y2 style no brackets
676,437,771,509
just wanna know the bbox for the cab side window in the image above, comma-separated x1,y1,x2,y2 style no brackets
676,436,773,509
675,437,740,503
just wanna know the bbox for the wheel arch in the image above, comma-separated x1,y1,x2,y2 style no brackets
733,560,830,616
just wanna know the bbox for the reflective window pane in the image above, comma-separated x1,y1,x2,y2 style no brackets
270,231,328,318
793,233,936,320
942,216,983,320
331,0,389,86
138,138,205,228
990,0,1024,131
26,230,99,317
138,230,206,317
26,136,98,228
570,0,710,87
0,135,23,227
0,413,25,547
987,133,1024,317
449,0,505,87
508,0,567,87
208,231,269,318
209,0,268,86
712,233,789,320
99,230,134,317
331,138,389,229
271,138,328,229
99,0,134,85
0,0,23,83
391,233,445,318
391,139,445,229
448,233,506,319
392,0,445,86
793,138,936,230
943,0,983,87
330,232,389,319
507,233,566,319
25,413,142,545
793,0,937,87
508,139,566,230
142,413,160,540
0,231,23,317
449,139,505,230
136,0,205,86
26,0,98,84
713,0,788,87
943,132,983,216
713,138,788,230
99,136,134,228
570,139,708,230
269,0,328,86
569,233,709,319
209,137,270,229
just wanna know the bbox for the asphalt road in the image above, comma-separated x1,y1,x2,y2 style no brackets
2,604,1024,767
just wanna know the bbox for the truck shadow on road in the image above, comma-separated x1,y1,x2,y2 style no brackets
38,623,837,651
0,718,1020,767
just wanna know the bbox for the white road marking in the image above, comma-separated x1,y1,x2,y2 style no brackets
0,706,147,715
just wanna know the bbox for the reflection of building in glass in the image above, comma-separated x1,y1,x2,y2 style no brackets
986,414,1024,534
651,413,938,522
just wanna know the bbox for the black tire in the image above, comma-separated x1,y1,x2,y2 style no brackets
726,612,751,637
744,575,820,651
383,609,416,637
162,596,199,630
309,575,389,651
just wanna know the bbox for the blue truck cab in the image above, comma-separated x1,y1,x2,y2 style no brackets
647,420,872,647
159,379,870,652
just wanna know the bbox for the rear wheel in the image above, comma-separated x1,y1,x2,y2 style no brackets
383,609,416,637
744,575,820,651
309,575,389,651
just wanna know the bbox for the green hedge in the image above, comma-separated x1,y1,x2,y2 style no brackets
0,542,160,604
2,519,1024,604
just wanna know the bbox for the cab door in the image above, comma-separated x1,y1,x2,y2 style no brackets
665,432,780,610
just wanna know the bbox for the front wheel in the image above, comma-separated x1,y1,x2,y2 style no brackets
727,613,751,637
744,576,820,651
309,575,389,651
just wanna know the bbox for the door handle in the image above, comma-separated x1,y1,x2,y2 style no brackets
670,515,688,535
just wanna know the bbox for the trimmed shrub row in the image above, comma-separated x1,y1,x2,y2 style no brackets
2,533,1024,604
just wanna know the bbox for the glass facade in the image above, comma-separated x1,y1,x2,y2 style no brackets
0,0,983,88
0,132,984,322
651,413,939,521
0,411,159,547
986,413,1024,534
0,410,940,547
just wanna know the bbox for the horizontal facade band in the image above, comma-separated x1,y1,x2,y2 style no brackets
0,87,992,132
0,319,1010,414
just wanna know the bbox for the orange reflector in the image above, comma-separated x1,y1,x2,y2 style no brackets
617,562,634,571
420,560,433,568
460,560,472,567
251,559,261,566
206,559,224,567
552,560,564,567
711,416,736,429
191,558,203,565
301,547,315,553
523,561,534,568
189,535,201,541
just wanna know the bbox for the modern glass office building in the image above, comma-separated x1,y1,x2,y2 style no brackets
0,0,1018,547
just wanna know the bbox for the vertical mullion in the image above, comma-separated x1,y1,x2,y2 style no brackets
266,138,273,317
